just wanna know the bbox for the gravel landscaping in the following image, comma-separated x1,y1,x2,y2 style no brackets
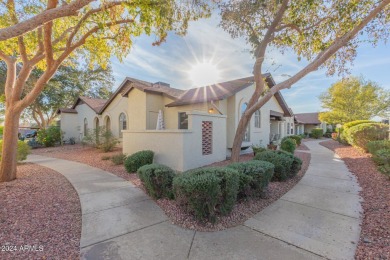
0,163,81,260
320,140,390,260
33,144,310,231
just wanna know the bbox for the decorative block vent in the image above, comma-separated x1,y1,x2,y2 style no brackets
202,121,213,155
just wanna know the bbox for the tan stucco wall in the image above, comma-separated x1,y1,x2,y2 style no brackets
226,83,286,148
127,88,147,130
75,103,99,141
122,112,227,171
60,113,79,141
101,94,129,139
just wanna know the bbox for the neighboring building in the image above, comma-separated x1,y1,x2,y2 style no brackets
58,74,295,171
294,112,327,135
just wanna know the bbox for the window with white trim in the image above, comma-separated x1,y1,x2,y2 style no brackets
254,110,261,128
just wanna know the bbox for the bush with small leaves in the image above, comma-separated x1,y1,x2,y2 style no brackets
137,164,176,199
83,126,119,152
227,160,274,198
124,150,154,173
111,153,127,165
367,140,390,155
173,167,239,222
375,149,390,179
0,140,31,162
37,126,63,147
280,137,297,154
347,123,388,151
275,150,302,178
254,150,293,181
311,128,323,139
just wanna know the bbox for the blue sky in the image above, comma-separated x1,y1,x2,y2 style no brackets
111,14,390,114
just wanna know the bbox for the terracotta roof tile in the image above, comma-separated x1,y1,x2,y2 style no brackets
57,108,77,114
71,96,108,113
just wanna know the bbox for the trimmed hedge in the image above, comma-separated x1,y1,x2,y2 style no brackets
280,138,296,154
342,120,375,144
254,150,293,181
375,149,390,179
227,160,274,197
124,150,154,173
276,150,302,178
347,123,388,151
137,164,176,199
311,128,323,139
173,167,239,222
367,140,390,155
289,135,302,146
0,140,31,162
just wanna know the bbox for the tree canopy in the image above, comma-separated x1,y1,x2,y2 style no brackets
319,76,390,124
0,0,211,182
218,0,390,161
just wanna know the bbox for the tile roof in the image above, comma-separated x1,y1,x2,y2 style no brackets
72,96,108,113
57,108,77,114
98,77,185,114
294,113,321,124
166,74,293,117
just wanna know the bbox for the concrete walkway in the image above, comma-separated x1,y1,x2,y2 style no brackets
27,140,362,260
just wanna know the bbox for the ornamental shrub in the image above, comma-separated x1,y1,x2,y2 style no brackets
83,126,119,152
347,123,388,151
37,126,62,147
137,164,176,199
0,140,31,162
367,140,390,155
280,138,296,154
289,135,302,146
111,153,127,165
124,150,154,173
227,160,274,197
254,150,293,181
343,120,375,144
173,167,239,222
375,149,390,179
275,150,302,178
311,128,323,139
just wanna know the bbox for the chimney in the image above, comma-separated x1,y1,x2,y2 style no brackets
154,81,170,88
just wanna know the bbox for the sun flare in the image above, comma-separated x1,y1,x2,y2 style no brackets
188,62,221,86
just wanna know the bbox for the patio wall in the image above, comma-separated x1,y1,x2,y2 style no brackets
122,112,227,172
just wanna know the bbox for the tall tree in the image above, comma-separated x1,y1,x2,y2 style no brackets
0,0,210,182
319,76,390,124
23,65,114,128
219,0,390,162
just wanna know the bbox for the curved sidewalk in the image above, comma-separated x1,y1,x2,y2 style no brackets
27,140,362,260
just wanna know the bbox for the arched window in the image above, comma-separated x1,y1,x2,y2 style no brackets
254,110,261,128
119,113,127,138
287,122,290,135
241,103,250,142
105,116,111,132
84,118,88,136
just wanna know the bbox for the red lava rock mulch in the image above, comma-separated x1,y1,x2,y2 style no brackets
0,163,81,260
31,144,141,187
31,144,310,232
320,140,390,260
296,142,309,151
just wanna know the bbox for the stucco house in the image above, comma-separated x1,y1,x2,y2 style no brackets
294,112,328,135
58,74,295,171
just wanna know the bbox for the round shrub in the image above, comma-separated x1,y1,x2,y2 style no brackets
124,150,154,173
342,120,375,144
275,150,302,178
173,167,239,222
254,150,293,181
0,140,31,162
227,160,274,198
289,135,302,146
37,126,62,147
137,164,176,199
310,128,323,139
367,140,390,155
280,138,296,154
347,123,388,151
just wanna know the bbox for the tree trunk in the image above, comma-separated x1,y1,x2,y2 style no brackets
231,114,250,162
0,108,22,182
